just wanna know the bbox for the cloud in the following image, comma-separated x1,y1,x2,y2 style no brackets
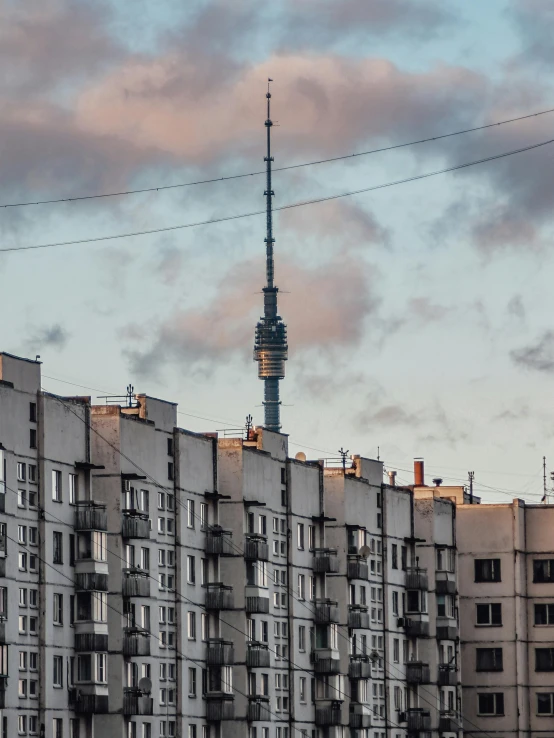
507,295,526,321
25,323,69,352
510,0,554,67
511,331,554,373
408,297,452,323
123,255,380,377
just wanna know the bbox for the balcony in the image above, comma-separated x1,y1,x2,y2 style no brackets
312,548,339,574
205,583,234,611
206,639,234,666
206,693,235,721
406,567,429,590
436,616,458,641
205,528,234,557
315,702,343,726
75,502,107,532
122,570,150,598
123,689,153,716
406,661,431,684
0,622,6,644
245,586,269,614
436,570,457,595
348,605,369,629
75,633,108,652
403,614,430,638
350,703,372,729
349,655,371,679
406,709,431,733
247,696,271,722
439,711,462,732
75,572,108,592
244,535,269,562
123,629,151,657
69,690,109,714
348,556,369,581
246,642,270,668
438,665,458,687
312,649,341,674
314,599,340,624
122,513,150,540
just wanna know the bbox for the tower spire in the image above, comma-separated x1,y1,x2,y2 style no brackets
254,80,288,432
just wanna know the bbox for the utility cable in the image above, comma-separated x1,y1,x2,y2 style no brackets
1,106,553,209
1,135,553,255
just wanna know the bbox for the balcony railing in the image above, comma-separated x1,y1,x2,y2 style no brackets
245,587,269,614
122,570,150,598
75,502,107,532
123,630,151,657
439,710,462,732
315,702,343,726
123,689,153,716
347,557,369,581
75,633,108,652
348,605,369,629
314,599,340,624
75,572,108,592
122,514,150,540
405,709,431,733
205,529,234,557
69,690,109,714
406,662,431,684
436,617,458,641
206,639,234,666
312,548,339,574
206,693,235,721
406,567,429,590
246,642,270,668
349,655,371,679
312,651,341,674
205,583,234,610
438,665,458,687
350,704,372,729
244,535,269,562
436,570,457,595
247,696,271,722
402,615,430,638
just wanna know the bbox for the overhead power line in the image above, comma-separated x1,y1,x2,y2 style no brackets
0,106,553,210
1,135,553,255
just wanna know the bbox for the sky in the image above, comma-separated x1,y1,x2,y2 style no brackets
2,0,554,503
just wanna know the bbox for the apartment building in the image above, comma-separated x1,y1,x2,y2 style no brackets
457,498,554,738
0,351,465,738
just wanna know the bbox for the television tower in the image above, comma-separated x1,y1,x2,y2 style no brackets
254,81,288,432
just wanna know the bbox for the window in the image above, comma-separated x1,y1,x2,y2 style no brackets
141,547,150,571
29,527,37,545
168,462,174,481
69,474,78,504
53,655,63,687
53,593,63,625
29,652,37,671
189,667,197,697
188,727,197,738
53,719,63,738
158,517,165,534
19,679,27,698
478,693,504,715
29,401,37,422
537,692,554,715
308,525,315,550
259,515,267,536
391,544,398,569
29,617,37,635
534,559,554,582
53,531,63,564
29,428,37,448
18,489,26,508
297,524,304,550
200,503,208,529
19,552,27,571
401,546,407,570
167,437,174,456
393,639,400,663
29,590,38,608
28,464,37,484
535,603,554,625
536,648,554,671
18,715,27,734
187,556,196,584
392,591,399,616
298,574,305,600
19,616,27,634
52,470,62,501
475,558,501,582
299,676,306,702
17,463,26,482
476,648,503,671
18,525,27,544
476,603,502,626
158,492,165,510
187,612,196,640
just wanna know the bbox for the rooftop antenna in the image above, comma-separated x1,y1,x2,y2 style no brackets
543,456,547,503
245,414,253,439
126,384,134,408
253,79,288,432
338,447,349,471
468,471,474,504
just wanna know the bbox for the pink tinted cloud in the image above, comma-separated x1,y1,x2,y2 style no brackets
125,255,380,377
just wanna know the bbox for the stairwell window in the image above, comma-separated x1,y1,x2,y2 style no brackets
297,524,304,550
52,470,62,501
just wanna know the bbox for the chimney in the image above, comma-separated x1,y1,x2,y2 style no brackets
414,458,424,486
388,471,397,487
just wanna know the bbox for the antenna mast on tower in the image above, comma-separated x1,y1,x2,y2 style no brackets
254,80,288,432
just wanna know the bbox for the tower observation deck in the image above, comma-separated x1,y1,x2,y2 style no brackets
253,81,288,432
